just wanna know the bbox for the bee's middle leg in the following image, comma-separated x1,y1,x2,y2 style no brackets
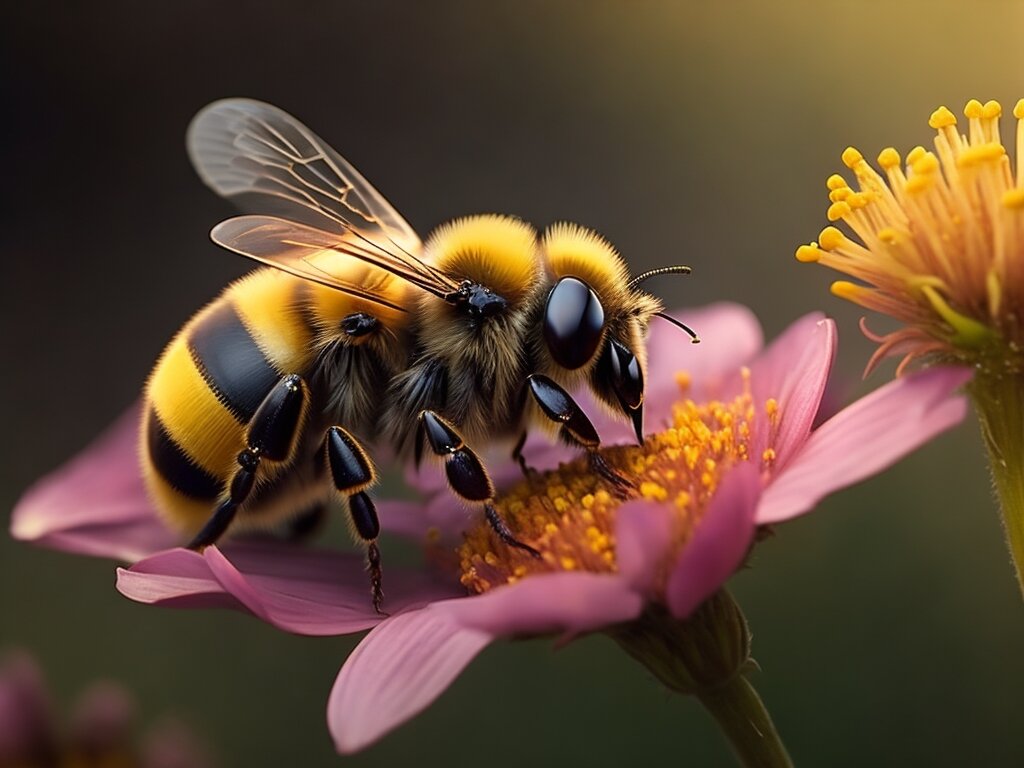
419,411,540,558
188,374,308,550
525,374,634,496
322,426,385,615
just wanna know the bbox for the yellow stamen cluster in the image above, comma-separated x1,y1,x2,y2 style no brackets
459,374,765,594
796,99,1024,375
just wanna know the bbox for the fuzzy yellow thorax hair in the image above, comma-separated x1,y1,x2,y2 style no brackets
426,215,541,303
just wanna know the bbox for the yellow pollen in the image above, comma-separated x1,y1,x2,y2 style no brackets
827,201,852,221
829,187,852,203
904,174,933,195
826,174,848,190
957,142,1005,167
796,244,821,263
964,99,984,119
906,145,927,165
1014,99,1024,119
877,147,901,168
457,383,770,594
982,100,1002,119
847,192,870,209
910,152,940,175
831,280,866,300
842,147,864,169
878,227,900,245
928,107,957,129
762,448,777,465
1002,189,1024,209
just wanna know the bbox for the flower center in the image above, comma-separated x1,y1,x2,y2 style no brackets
458,371,772,593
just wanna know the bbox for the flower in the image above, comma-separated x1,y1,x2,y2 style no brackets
796,98,1024,598
11,303,968,754
795,98,1023,377
0,650,214,768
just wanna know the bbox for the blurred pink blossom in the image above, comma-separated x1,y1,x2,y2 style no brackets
0,651,213,767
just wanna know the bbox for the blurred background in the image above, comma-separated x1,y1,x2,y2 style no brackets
3,1,1024,765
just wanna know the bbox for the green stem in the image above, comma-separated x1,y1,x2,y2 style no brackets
610,592,793,767
697,674,793,768
970,370,1024,597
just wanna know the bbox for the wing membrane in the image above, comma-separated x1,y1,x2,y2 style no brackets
211,216,422,312
188,99,458,295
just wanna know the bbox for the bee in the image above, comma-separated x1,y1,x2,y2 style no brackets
142,99,697,613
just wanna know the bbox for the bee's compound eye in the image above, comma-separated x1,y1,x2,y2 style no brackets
341,312,379,337
543,277,605,370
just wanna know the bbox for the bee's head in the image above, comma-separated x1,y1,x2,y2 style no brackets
539,224,695,444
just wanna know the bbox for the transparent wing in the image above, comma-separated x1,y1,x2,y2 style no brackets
211,216,466,309
187,97,422,258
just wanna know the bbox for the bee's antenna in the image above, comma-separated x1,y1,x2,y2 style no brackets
627,265,692,290
653,312,700,344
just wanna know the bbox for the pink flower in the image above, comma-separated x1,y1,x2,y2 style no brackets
11,303,969,753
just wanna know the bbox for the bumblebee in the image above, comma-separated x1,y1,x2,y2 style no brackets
142,99,697,613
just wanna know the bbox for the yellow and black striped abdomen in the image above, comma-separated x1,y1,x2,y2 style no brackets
141,269,317,534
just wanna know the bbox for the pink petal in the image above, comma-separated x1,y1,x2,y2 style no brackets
737,314,836,466
11,405,177,561
328,608,493,754
646,303,764,409
437,570,644,636
666,463,760,618
117,542,460,635
615,500,674,593
328,567,651,753
757,366,970,524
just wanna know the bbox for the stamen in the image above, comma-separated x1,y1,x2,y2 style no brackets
458,380,765,594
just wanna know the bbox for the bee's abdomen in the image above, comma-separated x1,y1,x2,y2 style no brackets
188,301,281,422
142,270,316,532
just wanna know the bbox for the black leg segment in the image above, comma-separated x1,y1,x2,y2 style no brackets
188,373,309,551
247,374,308,462
419,410,539,558
323,426,385,615
526,374,634,495
511,430,535,479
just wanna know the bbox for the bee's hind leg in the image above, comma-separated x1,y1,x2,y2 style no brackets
188,374,308,550
525,374,635,498
322,426,385,615
419,410,540,559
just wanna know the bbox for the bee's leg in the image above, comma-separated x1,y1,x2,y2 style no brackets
188,374,308,550
419,410,541,558
525,374,634,496
323,426,385,615
510,429,537,480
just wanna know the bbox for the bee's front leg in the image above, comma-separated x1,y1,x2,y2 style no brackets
525,374,634,497
510,429,537,480
418,411,540,558
188,374,308,550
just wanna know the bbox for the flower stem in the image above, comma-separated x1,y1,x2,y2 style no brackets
610,591,793,767
697,674,793,768
970,370,1024,596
